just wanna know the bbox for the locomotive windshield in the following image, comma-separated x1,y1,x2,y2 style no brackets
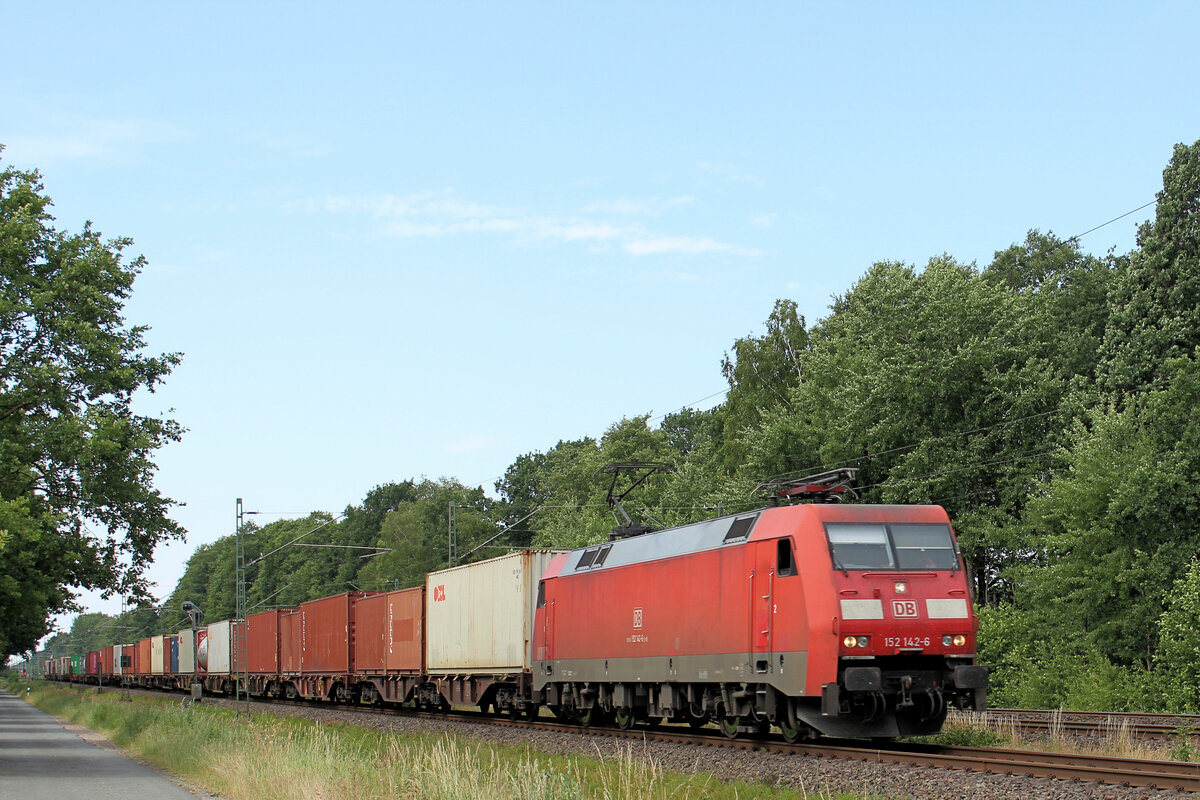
826,522,957,570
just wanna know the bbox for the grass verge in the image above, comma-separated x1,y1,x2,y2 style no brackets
5,679,866,800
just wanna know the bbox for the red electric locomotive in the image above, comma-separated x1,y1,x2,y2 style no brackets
531,494,987,739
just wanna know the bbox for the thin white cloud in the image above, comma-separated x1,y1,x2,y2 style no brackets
748,212,778,228
306,189,758,258
5,118,184,165
582,195,695,215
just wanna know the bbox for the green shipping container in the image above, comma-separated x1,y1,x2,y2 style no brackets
71,655,83,675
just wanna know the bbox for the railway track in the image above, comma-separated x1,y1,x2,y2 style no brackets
66,682,1200,792
961,708,1200,741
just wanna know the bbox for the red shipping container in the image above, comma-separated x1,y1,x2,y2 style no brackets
101,645,114,676
140,638,153,675
247,609,295,673
354,594,387,673
86,651,100,675
387,587,425,672
279,610,301,673
301,592,364,674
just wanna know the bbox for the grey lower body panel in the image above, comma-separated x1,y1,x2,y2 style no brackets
535,651,809,696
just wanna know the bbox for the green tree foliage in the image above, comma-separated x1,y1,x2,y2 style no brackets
1101,140,1200,395
1019,355,1200,664
356,478,496,589
1015,139,1200,668
1155,559,1200,711
719,299,807,468
740,257,1086,602
0,154,183,658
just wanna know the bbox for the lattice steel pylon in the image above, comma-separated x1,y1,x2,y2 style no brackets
448,501,457,566
235,498,251,719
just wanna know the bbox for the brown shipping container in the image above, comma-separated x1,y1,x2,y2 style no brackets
137,638,152,675
387,587,425,672
101,645,114,675
279,610,301,673
247,609,293,673
301,592,364,674
354,594,387,673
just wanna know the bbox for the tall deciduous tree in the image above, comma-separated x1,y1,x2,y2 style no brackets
0,155,183,657
1101,139,1200,396
1017,139,1200,666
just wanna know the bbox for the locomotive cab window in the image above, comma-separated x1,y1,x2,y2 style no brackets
777,538,797,576
892,524,957,569
827,524,895,569
825,522,957,570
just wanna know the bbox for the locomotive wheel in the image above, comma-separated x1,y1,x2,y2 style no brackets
614,709,635,730
719,715,740,739
687,715,709,729
578,706,599,727
778,717,803,743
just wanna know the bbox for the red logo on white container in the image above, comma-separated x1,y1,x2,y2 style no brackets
432,585,446,602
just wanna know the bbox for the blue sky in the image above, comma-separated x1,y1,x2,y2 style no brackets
5,2,1198,628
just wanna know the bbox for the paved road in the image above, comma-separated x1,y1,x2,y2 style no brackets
0,687,201,799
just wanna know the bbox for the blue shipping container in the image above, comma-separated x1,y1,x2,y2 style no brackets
168,636,179,674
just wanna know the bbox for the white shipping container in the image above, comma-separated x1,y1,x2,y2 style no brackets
177,629,196,675
206,620,232,674
151,635,166,674
426,550,562,673
113,644,123,676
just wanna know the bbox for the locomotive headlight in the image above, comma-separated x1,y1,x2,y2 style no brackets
942,635,953,646
843,636,858,648
894,581,908,594
856,636,869,648
953,634,967,647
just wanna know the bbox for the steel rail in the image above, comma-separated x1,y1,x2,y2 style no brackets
962,708,1200,741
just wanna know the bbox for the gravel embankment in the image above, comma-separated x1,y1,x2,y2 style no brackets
188,694,1195,800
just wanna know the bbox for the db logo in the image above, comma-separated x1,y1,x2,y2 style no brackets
892,600,918,618
632,607,644,629
432,585,446,602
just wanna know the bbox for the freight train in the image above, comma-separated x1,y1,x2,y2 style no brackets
45,501,987,740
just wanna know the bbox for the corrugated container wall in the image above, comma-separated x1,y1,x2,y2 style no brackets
279,610,301,673
354,594,388,673
206,620,232,675
301,593,363,674
137,639,152,675
178,630,196,674
248,609,291,673
151,635,166,674
426,551,560,673
86,651,100,675
101,646,114,676
169,636,179,673
388,587,425,672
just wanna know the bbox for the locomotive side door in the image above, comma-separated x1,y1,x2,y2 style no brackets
750,540,775,671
